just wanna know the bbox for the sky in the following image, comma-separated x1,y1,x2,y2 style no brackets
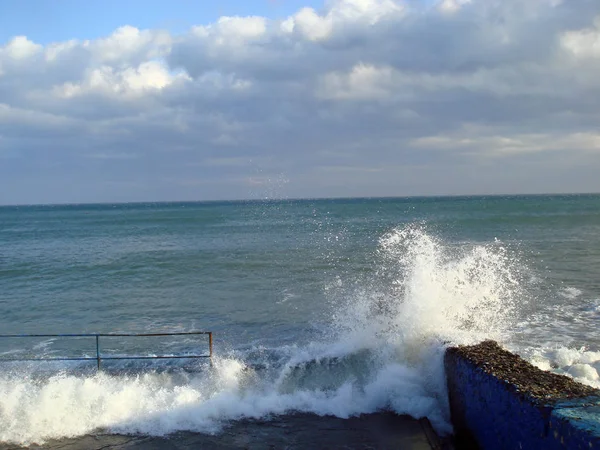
1,0,600,205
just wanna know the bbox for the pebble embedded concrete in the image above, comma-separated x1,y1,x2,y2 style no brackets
445,340,600,450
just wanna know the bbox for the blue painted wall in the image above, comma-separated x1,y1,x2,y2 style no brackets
445,348,600,449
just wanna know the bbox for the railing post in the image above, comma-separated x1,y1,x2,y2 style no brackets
96,335,101,370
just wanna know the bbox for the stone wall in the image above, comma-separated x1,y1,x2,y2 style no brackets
445,340,600,450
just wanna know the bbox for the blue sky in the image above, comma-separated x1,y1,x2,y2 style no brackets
1,0,600,204
0,0,322,44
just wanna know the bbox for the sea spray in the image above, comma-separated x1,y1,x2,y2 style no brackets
0,225,527,445
320,225,526,431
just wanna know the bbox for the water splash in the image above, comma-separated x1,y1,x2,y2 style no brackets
330,226,523,350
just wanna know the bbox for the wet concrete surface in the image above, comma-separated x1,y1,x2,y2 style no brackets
1,413,442,450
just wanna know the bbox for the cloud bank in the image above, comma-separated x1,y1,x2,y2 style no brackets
1,0,600,204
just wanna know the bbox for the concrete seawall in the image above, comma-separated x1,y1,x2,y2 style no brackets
445,340,600,450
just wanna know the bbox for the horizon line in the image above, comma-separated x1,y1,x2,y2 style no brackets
1,191,599,208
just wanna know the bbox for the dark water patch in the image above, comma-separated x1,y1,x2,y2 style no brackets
3,413,440,450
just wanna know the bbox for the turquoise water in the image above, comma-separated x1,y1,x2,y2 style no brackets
1,195,599,444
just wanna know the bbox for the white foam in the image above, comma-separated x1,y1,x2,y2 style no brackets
559,287,582,300
527,346,600,389
0,358,450,445
0,225,525,445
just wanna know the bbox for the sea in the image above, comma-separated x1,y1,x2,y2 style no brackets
0,194,599,446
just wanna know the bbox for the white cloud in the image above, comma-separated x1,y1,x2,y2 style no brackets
318,63,395,100
88,25,172,63
53,61,185,98
2,36,42,60
44,40,79,62
285,0,403,41
214,16,268,40
292,7,334,41
561,17,600,58
323,0,403,25
437,0,471,14
412,128,600,156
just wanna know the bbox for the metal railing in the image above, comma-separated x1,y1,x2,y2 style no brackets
0,331,213,369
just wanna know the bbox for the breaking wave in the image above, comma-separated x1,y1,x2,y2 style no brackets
0,225,526,445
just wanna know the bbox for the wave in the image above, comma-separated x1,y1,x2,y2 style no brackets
521,345,600,389
559,287,583,300
0,225,528,445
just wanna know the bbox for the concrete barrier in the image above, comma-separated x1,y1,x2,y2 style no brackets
445,340,600,450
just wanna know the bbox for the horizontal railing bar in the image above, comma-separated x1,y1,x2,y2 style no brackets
0,355,210,362
0,331,211,338
0,357,99,362
101,355,210,360
101,332,211,337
